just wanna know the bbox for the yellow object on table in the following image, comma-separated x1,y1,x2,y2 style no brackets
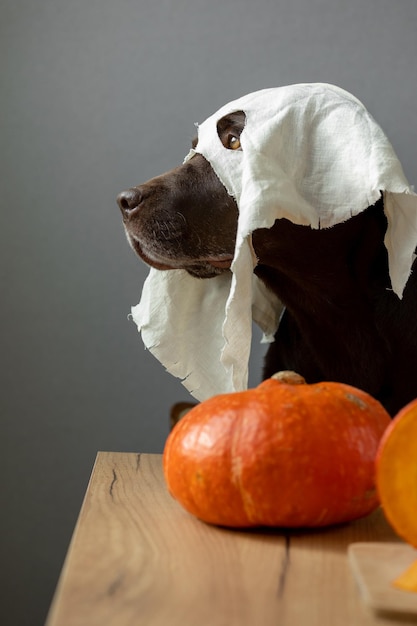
46,452,413,626
394,558,417,592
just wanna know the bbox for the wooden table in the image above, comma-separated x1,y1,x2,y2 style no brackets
46,452,415,626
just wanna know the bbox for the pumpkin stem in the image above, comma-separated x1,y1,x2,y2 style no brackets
271,371,306,385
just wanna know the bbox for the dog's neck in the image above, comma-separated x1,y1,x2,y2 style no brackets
252,197,398,407
252,197,389,315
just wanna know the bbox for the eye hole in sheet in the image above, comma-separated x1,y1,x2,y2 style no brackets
216,110,246,150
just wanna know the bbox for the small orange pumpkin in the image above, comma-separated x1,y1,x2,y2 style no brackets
163,372,391,528
376,399,417,591
376,398,417,547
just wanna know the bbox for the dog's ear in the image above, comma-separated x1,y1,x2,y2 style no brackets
170,401,198,429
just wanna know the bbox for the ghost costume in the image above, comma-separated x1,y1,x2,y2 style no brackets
131,83,417,401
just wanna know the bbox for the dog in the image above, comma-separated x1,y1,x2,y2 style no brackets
118,110,417,417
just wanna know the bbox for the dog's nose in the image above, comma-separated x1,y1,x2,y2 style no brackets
117,188,143,215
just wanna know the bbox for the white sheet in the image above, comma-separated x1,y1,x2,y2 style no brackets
131,83,417,400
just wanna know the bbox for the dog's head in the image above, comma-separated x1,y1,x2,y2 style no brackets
118,84,415,299
117,112,245,279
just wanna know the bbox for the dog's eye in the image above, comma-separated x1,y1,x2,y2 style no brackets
226,134,241,150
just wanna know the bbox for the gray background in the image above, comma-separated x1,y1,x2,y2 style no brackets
1,0,416,624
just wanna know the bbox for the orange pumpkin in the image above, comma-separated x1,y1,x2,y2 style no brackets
163,372,391,528
376,398,417,548
376,399,417,592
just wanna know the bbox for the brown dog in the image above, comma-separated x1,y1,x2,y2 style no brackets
118,111,417,416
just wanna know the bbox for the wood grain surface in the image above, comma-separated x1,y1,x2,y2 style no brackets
46,452,412,626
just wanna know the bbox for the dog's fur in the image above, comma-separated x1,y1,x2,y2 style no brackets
118,111,417,416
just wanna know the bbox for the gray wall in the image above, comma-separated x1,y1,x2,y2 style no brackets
1,1,416,624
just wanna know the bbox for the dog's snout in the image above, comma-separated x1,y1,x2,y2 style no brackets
117,188,143,215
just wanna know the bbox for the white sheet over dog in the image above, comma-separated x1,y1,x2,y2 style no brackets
131,83,417,401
